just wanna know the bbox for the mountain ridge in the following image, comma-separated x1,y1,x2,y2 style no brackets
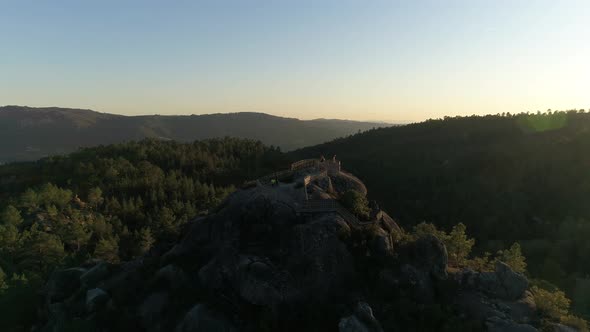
0,106,386,163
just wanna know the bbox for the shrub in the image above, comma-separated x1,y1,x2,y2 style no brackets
413,222,446,241
496,242,527,274
466,252,494,271
340,190,370,219
532,286,570,319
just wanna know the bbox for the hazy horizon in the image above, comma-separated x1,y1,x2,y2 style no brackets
1,0,589,122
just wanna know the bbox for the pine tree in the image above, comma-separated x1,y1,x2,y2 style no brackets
0,224,20,254
446,223,475,266
92,216,114,239
62,222,91,252
94,237,120,263
0,267,8,293
20,189,39,212
157,207,177,239
496,242,527,273
134,227,155,256
16,226,65,276
87,187,104,208
1,205,23,226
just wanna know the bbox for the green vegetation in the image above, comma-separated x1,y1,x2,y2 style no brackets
408,222,587,329
339,190,370,219
406,222,526,273
496,243,527,274
0,138,285,331
293,110,590,318
532,286,589,331
3,110,590,328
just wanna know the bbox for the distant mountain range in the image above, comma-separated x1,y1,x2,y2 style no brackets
0,106,386,162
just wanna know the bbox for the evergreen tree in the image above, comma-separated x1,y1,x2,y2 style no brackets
156,207,178,239
92,216,114,239
16,226,65,276
0,224,20,253
496,242,527,274
20,189,39,212
0,267,8,293
134,227,155,256
1,205,23,226
60,222,91,252
94,237,120,263
87,187,104,208
446,223,475,266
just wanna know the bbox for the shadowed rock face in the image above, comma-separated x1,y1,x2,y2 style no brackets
41,173,542,332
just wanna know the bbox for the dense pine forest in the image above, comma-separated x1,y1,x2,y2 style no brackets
292,110,590,319
0,138,286,329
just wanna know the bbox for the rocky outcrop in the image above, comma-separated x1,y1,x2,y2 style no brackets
40,169,543,331
176,304,237,332
339,302,383,332
460,261,528,301
399,234,448,280
80,261,110,288
547,323,579,332
486,316,537,332
452,262,538,331
85,288,109,312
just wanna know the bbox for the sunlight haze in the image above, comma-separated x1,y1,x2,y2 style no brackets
1,0,589,122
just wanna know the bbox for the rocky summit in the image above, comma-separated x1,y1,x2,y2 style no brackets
42,159,540,331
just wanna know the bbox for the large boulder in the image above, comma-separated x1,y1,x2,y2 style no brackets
486,316,538,332
505,290,537,324
139,291,170,331
546,323,578,332
85,288,109,312
284,216,356,302
155,264,190,291
338,302,383,332
368,227,395,260
176,304,237,332
399,234,448,280
454,292,508,322
235,256,291,306
495,261,529,300
46,267,86,303
80,262,111,288
462,262,528,301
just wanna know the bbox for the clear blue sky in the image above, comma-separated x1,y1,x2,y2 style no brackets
1,0,588,122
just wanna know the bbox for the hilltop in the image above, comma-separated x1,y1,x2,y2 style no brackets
0,106,384,162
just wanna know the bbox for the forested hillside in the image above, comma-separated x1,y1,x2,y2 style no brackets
0,106,383,162
292,110,590,318
0,138,287,329
2,112,590,329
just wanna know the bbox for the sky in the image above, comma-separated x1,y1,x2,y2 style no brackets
1,0,589,122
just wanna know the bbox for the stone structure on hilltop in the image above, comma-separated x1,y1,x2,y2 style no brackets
42,159,544,332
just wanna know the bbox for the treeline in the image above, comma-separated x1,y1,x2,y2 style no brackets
0,137,286,330
292,110,590,319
